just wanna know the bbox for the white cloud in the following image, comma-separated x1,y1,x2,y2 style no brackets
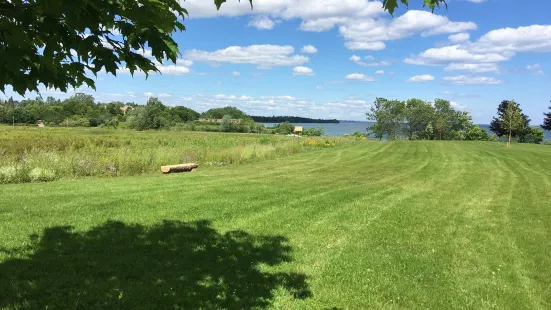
472,25,551,54
137,49,153,58
444,63,499,73
350,55,361,62
177,59,194,66
407,25,551,72
156,65,191,75
185,45,309,69
407,74,435,83
175,2,476,51
448,32,470,43
316,86,324,90
127,92,136,97
301,45,318,54
117,60,191,76
340,10,476,50
144,92,154,97
443,75,504,85
345,41,386,51
299,17,348,32
526,64,544,75
180,0,383,20
101,93,124,97
248,16,276,30
292,66,315,76
375,70,384,75
350,55,391,66
190,92,369,119
450,101,467,110
345,73,375,82
345,99,367,105
159,93,172,97
260,95,297,101
450,101,467,111
232,71,241,77
404,45,510,65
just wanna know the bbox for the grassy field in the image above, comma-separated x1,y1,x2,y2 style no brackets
0,126,349,183
1,140,550,309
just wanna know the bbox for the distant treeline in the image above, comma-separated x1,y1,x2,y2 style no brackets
250,116,339,123
367,97,546,144
0,95,325,135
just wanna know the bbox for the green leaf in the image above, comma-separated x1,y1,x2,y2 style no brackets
382,0,408,15
214,0,253,10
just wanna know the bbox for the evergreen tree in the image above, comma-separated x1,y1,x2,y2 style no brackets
542,103,551,131
490,100,530,138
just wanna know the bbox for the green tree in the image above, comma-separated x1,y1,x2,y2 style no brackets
501,100,525,148
490,100,531,139
431,99,471,140
542,104,551,131
367,98,406,140
171,106,200,122
202,107,249,120
404,98,434,140
126,97,171,130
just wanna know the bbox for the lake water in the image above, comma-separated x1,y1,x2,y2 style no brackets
264,122,551,140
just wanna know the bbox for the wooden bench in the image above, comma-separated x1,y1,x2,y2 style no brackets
161,163,198,174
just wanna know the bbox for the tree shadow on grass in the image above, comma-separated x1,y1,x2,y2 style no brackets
0,220,311,309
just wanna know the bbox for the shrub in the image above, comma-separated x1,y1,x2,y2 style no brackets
519,126,545,144
273,122,294,135
252,123,265,133
0,165,37,184
73,158,95,176
463,124,491,141
220,115,232,132
66,116,90,127
351,131,367,138
303,126,325,137
0,166,17,184
29,168,58,182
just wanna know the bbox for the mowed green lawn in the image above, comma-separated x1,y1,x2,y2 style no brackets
1,141,550,309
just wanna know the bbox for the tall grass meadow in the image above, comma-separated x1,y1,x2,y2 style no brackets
0,126,353,184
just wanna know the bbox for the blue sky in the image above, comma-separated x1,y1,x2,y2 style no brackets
3,0,551,123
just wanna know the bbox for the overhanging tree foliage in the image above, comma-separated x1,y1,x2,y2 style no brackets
383,0,447,15
0,0,251,96
1,0,444,95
